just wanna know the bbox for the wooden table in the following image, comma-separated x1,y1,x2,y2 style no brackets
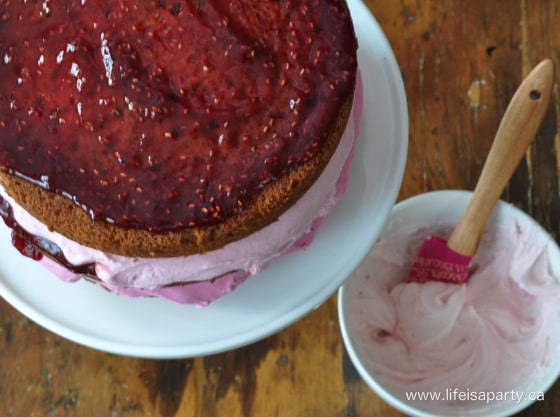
1,1,560,416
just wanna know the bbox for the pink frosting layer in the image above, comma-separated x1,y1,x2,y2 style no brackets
1,73,363,305
347,218,560,403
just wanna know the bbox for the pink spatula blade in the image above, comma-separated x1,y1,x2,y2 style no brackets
408,236,471,284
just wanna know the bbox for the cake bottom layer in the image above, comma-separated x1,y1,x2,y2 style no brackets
0,74,363,306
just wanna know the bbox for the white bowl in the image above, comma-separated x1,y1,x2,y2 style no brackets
338,190,560,417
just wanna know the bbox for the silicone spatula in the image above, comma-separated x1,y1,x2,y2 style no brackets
408,59,554,284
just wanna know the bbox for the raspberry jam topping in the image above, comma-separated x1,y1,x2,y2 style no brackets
0,1,356,231
0,194,95,275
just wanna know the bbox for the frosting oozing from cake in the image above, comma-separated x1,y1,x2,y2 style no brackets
0,0,357,232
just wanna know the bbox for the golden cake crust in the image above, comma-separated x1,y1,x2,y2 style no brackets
0,96,352,257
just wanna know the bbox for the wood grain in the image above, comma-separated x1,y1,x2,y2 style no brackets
2,1,560,416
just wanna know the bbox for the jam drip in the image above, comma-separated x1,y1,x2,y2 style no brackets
0,0,357,231
0,195,96,276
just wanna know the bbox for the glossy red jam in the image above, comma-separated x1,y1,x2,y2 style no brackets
0,1,357,231
0,194,96,274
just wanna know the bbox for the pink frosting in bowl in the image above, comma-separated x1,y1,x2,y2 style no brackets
339,190,560,417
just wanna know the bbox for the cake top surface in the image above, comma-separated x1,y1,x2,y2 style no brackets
0,0,357,231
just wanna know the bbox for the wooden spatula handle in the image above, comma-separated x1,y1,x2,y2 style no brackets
447,59,554,257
